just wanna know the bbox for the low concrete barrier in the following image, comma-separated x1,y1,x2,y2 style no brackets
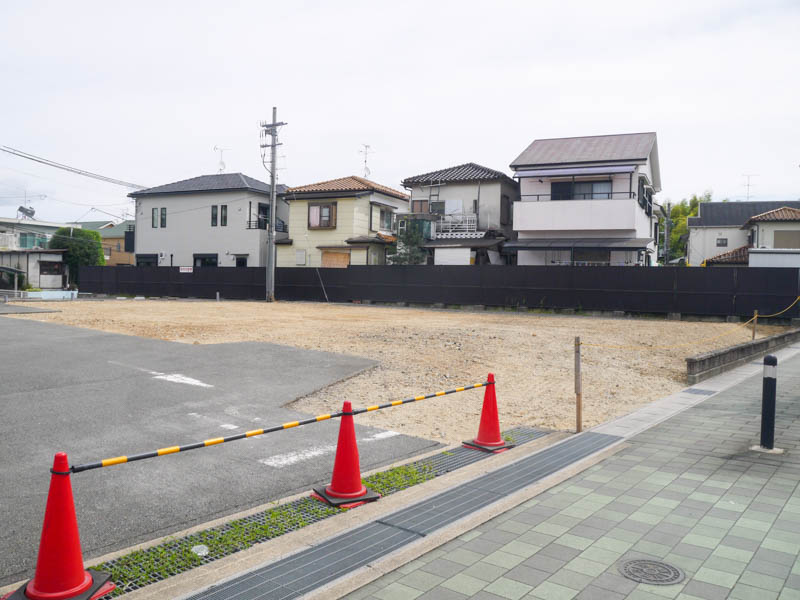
686,328,800,384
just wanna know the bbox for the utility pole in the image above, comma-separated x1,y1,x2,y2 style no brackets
260,107,287,302
663,201,671,264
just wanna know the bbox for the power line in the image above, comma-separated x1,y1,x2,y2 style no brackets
0,145,147,190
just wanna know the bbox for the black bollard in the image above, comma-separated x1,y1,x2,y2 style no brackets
760,355,777,450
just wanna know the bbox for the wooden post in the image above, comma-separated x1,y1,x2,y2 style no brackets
752,310,758,340
575,336,582,433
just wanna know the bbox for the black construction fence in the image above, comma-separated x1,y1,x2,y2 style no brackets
79,265,800,318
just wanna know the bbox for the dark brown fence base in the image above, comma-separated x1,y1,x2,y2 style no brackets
78,265,800,319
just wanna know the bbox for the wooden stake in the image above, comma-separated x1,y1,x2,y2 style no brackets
752,310,758,340
575,336,582,433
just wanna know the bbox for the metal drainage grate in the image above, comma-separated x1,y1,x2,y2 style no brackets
684,388,715,396
96,426,549,598
619,559,685,585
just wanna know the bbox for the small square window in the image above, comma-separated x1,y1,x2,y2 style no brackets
716,238,728,247
295,249,306,265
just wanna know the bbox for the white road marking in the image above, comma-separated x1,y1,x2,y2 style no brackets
108,361,213,388
220,423,239,430
152,373,213,388
259,430,401,468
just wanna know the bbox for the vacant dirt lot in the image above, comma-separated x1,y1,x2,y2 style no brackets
8,300,784,443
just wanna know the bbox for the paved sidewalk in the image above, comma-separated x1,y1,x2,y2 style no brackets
346,353,800,600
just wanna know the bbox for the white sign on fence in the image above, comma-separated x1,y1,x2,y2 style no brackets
179,266,193,273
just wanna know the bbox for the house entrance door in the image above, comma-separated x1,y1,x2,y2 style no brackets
321,250,350,268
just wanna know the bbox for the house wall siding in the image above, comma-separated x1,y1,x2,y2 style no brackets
688,226,748,266
134,190,287,267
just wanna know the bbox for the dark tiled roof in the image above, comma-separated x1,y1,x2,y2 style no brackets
287,176,408,200
705,245,750,265
129,173,286,197
511,132,656,167
743,206,800,226
688,201,800,227
401,162,515,187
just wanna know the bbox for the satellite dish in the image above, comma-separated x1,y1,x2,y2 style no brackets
17,205,35,218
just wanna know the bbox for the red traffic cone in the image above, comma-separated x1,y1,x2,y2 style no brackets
312,401,380,508
463,374,515,453
4,453,115,600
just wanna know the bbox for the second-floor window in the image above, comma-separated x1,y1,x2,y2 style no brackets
160,207,167,228
220,205,227,227
211,205,218,227
152,207,158,228
380,208,393,230
309,202,336,229
551,181,612,200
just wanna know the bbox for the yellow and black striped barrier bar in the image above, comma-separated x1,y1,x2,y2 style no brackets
70,380,493,473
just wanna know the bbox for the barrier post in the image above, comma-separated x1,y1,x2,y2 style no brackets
760,355,777,450
752,310,758,340
575,336,582,433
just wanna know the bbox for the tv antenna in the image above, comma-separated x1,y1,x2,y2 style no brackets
359,144,373,178
743,173,759,201
213,146,230,174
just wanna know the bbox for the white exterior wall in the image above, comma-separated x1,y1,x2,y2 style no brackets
687,227,748,266
434,247,471,265
752,222,800,249
749,249,800,267
0,251,64,289
134,191,288,267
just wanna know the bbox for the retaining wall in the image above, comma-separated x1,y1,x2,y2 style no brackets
686,328,800,384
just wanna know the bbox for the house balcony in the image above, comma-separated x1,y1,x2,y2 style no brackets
246,218,288,233
435,214,478,239
513,198,641,232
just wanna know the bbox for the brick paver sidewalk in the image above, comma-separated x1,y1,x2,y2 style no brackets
345,355,800,600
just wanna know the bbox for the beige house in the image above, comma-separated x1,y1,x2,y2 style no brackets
276,176,408,268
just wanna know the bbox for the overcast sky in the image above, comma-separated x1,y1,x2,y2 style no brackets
1,0,798,223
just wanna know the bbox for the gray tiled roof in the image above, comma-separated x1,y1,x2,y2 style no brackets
129,173,286,197
510,132,657,168
402,163,515,186
688,201,800,227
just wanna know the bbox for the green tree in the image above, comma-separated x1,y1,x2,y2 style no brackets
388,224,428,265
661,191,712,263
48,227,105,285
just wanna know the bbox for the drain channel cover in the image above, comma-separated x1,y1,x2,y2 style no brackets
619,559,685,585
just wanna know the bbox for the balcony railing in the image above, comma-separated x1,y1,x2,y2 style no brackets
521,191,636,201
437,213,478,234
246,218,288,233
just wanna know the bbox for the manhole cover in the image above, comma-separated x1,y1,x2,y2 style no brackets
619,559,685,585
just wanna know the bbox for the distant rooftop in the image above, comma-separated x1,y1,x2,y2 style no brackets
510,132,657,168
77,220,135,238
128,173,286,197
743,206,800,227
688,201,800,228
402,162,515,187
287,176,408,201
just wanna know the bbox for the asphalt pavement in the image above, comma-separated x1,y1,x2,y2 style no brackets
0,318,440,586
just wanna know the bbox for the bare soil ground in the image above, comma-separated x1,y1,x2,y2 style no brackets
8,300,784,444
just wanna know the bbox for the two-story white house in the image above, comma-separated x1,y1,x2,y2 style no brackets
399,163,520,265
129,173,288,267
276,176,408,268
505,132,662,266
